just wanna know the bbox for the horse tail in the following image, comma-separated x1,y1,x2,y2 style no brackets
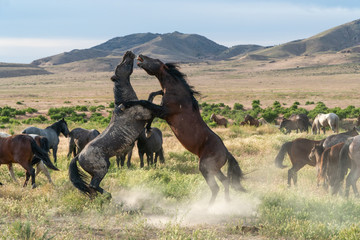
227,152,245,192
69,156,92,196
159,147,165,164
30,138,58,171
274,141,292,168
319,148,330,180
338,139,352,182
39,137,50,152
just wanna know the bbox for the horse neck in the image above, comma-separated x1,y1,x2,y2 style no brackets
113,79,138,107
47,122,62,136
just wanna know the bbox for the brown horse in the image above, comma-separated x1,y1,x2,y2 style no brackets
210,113,228,127
121,55,244,204
309,142,346,194
0,134,58,188
244,114,259,127
275,138,322,187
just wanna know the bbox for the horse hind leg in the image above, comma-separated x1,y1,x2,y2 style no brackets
216,171,230,202
8,164,19,183
200,163,220,205
36,161,53,184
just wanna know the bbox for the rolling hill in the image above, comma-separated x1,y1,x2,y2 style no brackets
31,32,264,72
3,18,360,77
253,19,360,58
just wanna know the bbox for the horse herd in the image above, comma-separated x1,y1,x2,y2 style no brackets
0,51,359,203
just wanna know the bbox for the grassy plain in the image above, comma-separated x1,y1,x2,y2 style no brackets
0,57,360,239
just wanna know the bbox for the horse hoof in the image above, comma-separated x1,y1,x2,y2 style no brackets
104,192,112,200
32,184,37,189
0,182,3,186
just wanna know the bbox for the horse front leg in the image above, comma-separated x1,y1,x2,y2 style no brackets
52,147,58,164
120,100,167,119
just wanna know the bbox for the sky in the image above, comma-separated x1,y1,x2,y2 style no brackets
1,0,360,63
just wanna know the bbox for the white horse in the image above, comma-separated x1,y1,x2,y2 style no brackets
312,113,339,134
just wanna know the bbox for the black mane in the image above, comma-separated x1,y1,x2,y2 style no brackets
47,119,66,136
165,63,200,110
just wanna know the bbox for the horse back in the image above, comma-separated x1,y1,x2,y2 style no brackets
291,138,321,158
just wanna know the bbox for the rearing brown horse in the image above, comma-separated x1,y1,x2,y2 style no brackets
121,55,244,204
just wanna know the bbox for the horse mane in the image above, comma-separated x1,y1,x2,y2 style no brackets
47,119,66,135
165,63,200,110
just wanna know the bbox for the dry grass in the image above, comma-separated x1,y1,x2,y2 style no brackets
1,57,360,239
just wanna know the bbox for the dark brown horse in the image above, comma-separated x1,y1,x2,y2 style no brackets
0,134,58,188
275,138,322,187
121,55,244,204
210,113,228,127
244,114,259,127
279,114,311,134
309,142,346,194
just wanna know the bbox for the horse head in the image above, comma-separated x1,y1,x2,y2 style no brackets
137,54,166,76
111,51,135,82
210,113,215,121
60,118,70,137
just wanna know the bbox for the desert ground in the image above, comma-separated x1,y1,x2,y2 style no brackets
0,56,360,239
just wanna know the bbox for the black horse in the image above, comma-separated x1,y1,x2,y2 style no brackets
69,51,153,197
23,119,70,163
137,127,165,168
67,128,100,158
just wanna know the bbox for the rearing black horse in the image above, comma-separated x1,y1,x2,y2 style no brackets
69,51,153,197
121,55,244,204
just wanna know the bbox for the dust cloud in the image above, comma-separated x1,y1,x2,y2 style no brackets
112,187,259,227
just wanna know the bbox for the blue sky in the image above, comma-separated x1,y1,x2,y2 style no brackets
1,0,360,63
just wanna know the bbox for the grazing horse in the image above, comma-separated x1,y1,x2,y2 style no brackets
337,135,360,197
69,51,153,198
312,113,339,134
22,118,70,163
309,142,346,194
210,113,228,127
279,114,310,134
67,128,100,158
0,134,58,187
121,54,244,204
275,138,322,187
244,114,259,127
137,127,165,168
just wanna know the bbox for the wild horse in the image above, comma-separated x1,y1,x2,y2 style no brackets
0,134,58,188
2,133,55,184
337,135,360,197
22,118,70,163
67,128,100,158
312,113,339,135
210,113,228,127
69,51,153,198
137,127,165,168
275,138,322,187
120,54,244,204
244,114,259,127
